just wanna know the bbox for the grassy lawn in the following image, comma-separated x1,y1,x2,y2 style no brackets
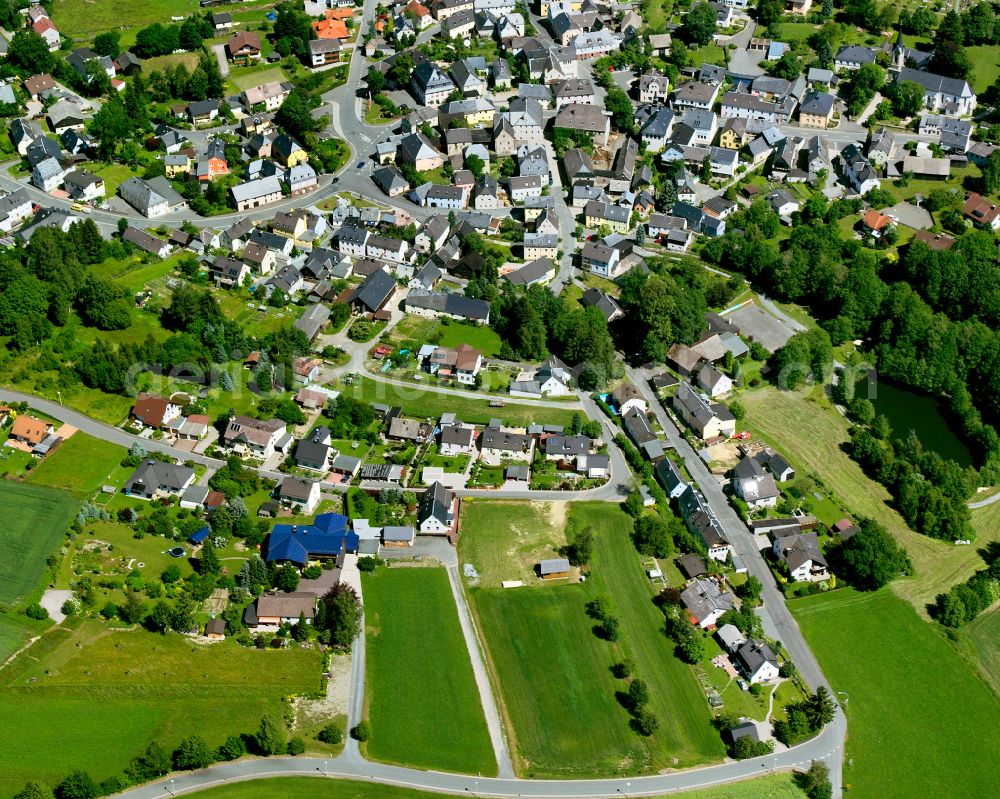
0,620,322,796
890,165,980,203
969,46,1000,93
791,589,1000,799
335,376,579,428
0,614,48,663
740,386,995,615
469,502,722,777
230,67,289,91
90,162,141,198
362,567,496,775
778,22,817,42
0,483,77,605
459,499,568,586
435,321,504,358
27,433,125,498
176,773,807,799
51,0,197,38
141,51,201,73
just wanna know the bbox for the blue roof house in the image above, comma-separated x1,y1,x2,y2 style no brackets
265,513,358,565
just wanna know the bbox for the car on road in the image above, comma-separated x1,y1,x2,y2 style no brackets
356,161,365,169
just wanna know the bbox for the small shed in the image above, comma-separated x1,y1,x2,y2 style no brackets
205,618,225,639
506,464,530,482
678,553,707,580
539,557,571,579
188,526,210,545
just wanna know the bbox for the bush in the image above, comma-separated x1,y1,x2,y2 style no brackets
286,736,305,755
25,603,49,620
357,556,383,572
318,722,343,745
350,721,371,741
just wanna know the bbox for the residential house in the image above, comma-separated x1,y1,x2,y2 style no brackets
773,531,828,582
839,143,880,195
581,241,620,278
731,455,780,509
439,424,477,456
733,640,780,684
222,416,289,459
834,45,876,71
226,32,262,63
963,193,1000,231
130,393,181,430
350,268,397,314
581,287,623,322
230,176,283,211
428,343,483,385
123,460,195,499
679,485,732,561
509,355,572,396
406,290,490,323
681,577,736,629
411,62,456,107
798,90,834,128
552,103,610,146
31,158,65,192
264,512,357,565
123,227,171,258
611,382,646,416
418,481,457,534
673,382,736,439
277,476,322,514
639,73,671,104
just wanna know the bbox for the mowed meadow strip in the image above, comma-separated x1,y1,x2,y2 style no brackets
362,567,496,775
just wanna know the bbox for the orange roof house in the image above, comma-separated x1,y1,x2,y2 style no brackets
11,415,50,446
323,8,354,19
404,0,430,17
312,18,348,40
861,209,892,231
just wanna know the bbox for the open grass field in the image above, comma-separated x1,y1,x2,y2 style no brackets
469,502,721,777
459,499,568,586
791,589,1000,799
435,321,504,358
740,386,996,614
27,432,125,498
473,583,646,777
0,620,322,795
968,605,1000,697
0,482,77,605
361,567,496,775
180,774,807,799
335,376,580,428
969,46,1000,93
51,0,198,38
231,67,289,91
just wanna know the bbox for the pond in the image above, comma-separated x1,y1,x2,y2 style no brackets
855,376,973,467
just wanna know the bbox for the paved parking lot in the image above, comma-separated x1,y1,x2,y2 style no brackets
725,302,796,352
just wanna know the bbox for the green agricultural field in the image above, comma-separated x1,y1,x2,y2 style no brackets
335,376,580,428
362,567,496,774
434,321,504,357
792,589,1000,799
473,584,645,776
179,773,806,799
27,433,126,498
469,503,722,777
575,504,725,766
0,482,77,605
0,620,322,796
459,499,568,586
741,386,997,614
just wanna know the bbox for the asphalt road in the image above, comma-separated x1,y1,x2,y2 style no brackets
626,366,844,797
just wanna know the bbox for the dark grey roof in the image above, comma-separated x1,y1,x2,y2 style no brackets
352,268,397,312
406,290,490,321
418,481,453,526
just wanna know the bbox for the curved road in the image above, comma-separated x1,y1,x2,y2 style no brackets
110,728,844,799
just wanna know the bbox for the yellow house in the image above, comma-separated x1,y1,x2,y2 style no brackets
164,154,191,177
273,134,309,167
584,200,629,234
719,128,741,150
539,0,583,15
463,107,495,127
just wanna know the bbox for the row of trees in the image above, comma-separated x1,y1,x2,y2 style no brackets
13,715,306,799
